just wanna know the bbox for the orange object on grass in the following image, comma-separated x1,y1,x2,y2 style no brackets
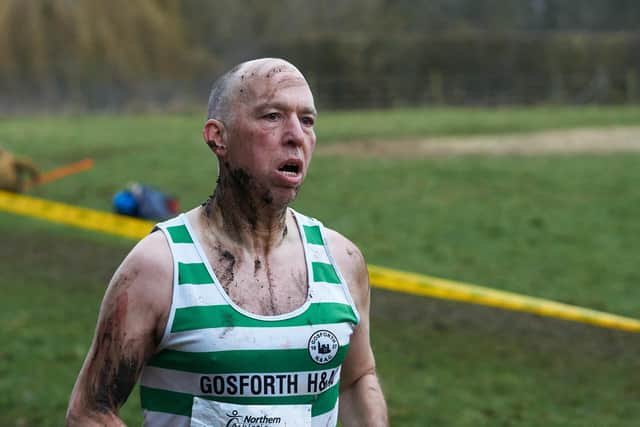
25,158,94,189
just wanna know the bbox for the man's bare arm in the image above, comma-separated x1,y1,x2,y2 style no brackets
328,230,389,427
66,232,172,426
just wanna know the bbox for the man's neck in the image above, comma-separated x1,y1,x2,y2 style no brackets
202,181,289,253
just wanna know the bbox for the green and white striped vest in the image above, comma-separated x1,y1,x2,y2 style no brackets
139,209,360,427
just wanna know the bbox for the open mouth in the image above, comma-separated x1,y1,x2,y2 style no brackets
278,161,301,176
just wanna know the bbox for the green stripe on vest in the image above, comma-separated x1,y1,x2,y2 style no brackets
312,262,341,284
167,225,193,243
141,386,193,417
178,262,213,285
171,302,357,332
148,345,349,374
140,382,339,417
303,225,324,245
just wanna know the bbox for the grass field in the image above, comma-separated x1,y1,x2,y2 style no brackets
2,106,640,426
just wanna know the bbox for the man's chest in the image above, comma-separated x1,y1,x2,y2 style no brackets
208,246,309,316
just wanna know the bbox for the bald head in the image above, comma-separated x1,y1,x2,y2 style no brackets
206,58,308,124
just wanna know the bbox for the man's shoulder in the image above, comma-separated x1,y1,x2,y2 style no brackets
122,230,173,285
102,229,173,329
323,227,359,253
293,210,356,247
291,210,363,260
323,227,367,280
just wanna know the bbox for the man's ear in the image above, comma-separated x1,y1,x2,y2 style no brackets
203,119,227,155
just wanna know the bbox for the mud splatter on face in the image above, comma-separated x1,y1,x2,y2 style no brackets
265,66,286,79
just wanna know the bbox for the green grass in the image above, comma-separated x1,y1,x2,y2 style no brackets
301,154,640,317
3,105,640,210
3,104,640,154
0,215,140,424
316,105,640,142
374,291,640,426
2,106,640,426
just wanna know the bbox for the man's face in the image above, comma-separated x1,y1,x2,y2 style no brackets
223,62,317,206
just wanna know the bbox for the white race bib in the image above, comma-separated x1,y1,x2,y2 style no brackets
190,398,312,427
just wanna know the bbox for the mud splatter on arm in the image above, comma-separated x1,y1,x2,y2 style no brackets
67,233,171,426
90,291,154,413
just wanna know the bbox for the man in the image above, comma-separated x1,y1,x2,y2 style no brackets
67,58,389,426
0,148,40,192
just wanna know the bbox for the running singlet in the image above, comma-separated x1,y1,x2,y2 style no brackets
139,209,360,427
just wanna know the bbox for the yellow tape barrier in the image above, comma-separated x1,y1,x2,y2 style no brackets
1,190,639,332
368,265,640,332
0,190,152,240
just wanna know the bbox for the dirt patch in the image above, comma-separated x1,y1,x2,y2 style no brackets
317,126,640,158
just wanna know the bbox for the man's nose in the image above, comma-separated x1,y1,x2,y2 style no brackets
283,114,305,146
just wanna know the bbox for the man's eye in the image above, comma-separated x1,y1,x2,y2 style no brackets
301,116,315,126
264,112,280,121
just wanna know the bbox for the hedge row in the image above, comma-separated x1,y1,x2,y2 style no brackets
3,32,640,111
265,32,640,108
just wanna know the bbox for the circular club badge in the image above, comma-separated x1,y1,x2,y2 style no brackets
308,330,339,364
